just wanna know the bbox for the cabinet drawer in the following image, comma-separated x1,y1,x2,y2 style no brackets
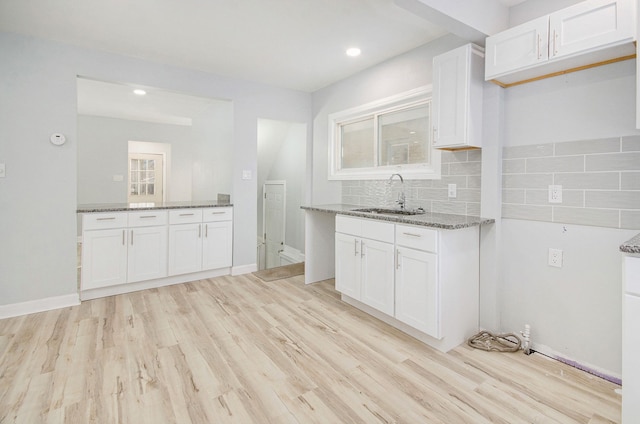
128,210,168,227
336,215,394,243
82,212,128,230
396,225,438,253
169,209,203,224
202,207,232,222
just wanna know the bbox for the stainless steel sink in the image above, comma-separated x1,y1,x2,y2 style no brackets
352,207,426,216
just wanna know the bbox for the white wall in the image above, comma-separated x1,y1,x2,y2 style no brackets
0,31,311,306
499,60,640,376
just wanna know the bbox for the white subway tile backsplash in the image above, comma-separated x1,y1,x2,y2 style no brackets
553,207,620,228
431,175,467,188
502,204,552,221
621,210,640,229
467,176,482,189
554,172,619,190
526,156,584,173
585,191,640,209
450,161,481,176
554,138,620,155
432,201,467,215
503,144,553,159
585,152,640,171
622,135,640,152
440,150,469,163
622,172,640,190
503,174,553,189
502,136,639,229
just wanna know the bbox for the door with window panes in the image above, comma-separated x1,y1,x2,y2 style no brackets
128,153,164,203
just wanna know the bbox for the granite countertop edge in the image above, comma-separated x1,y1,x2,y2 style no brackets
77,201,233,213
302,204,495,230
620,233,640,254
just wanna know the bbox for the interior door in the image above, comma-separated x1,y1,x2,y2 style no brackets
128,153,164,204
263,181,285,269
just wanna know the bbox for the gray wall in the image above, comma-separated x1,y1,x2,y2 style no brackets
0,31,312,306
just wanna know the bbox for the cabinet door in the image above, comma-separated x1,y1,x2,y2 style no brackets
623,293,640,422
82,228,128,290
550,0,633,59
395,247,440,338
360,238,395,316
202,221,233,270
128,226,168,283
335,232,361,299
168,223,202,276
432,45,468,147
485,16,549,79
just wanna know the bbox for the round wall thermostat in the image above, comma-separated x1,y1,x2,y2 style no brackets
50,133,66,146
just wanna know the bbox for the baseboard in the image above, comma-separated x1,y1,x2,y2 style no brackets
0,293,80,319
232,263,258,276
531,342,621,385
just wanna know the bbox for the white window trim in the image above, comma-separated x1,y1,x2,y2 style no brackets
328,85,440,180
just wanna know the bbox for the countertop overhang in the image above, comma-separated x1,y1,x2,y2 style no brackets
302,204,494,230
77,201,232,213
620,233,640,254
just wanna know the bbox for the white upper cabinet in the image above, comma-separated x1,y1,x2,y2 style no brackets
485,16,549,78
486,0,635,86
432,43,484,150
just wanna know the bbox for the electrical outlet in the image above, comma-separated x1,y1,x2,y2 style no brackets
448,183,457,198
548,248,563,268
548,185,562,203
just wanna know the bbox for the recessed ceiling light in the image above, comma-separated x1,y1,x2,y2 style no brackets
133,89,146,96
346,47,361,57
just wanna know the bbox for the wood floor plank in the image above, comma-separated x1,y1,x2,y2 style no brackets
0,274,622,423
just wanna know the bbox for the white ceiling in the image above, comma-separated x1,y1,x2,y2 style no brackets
0,0,452,92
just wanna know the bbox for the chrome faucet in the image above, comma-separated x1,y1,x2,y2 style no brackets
388,173,405,209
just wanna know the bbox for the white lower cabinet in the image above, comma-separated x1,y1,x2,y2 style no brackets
81,207,232,296
335,215,479,352
168,207,233,276
395,247,438,338
335,216,395,316
82,227,128,290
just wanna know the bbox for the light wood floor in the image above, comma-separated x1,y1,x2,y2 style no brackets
0,274,621,423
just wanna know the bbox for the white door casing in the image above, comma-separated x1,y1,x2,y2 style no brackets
263,181,286,269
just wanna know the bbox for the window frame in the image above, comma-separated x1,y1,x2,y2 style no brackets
328,85,440,180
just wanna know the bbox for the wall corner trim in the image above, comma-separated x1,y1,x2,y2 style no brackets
0,293,81,319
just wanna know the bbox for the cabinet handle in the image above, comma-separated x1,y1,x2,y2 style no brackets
553,29,558,56
131,230,134,245
122,230,125,245
396,249,401,269
179,213,195,216
97,217,116,221
140,215,156,219
198,224,202,238
403,232,422,238
354,238,359,256
432,127,438,143
210,211,225,215
205,224,208,238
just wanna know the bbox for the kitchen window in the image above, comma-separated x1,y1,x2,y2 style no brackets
329,86,440,180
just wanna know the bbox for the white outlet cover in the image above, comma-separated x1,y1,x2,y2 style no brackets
548,248,563,268
448,183,457,198
548,185,562,203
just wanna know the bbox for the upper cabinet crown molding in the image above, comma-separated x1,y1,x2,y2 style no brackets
485,0,636,87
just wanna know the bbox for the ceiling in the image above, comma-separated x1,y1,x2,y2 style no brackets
0,0,451,92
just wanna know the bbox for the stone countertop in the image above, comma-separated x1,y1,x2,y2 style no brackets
302,204,495,230
620,233,640,254
77,201,232,213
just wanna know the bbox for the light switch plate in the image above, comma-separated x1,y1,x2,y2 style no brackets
242,170,252,180
0,163,5,178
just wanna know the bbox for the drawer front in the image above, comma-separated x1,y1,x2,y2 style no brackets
336,215,361,236
202,207,233,222
128,210,168,227
361,218,394,244
169,209,203,224
396,225,438,253
82,212,128,230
